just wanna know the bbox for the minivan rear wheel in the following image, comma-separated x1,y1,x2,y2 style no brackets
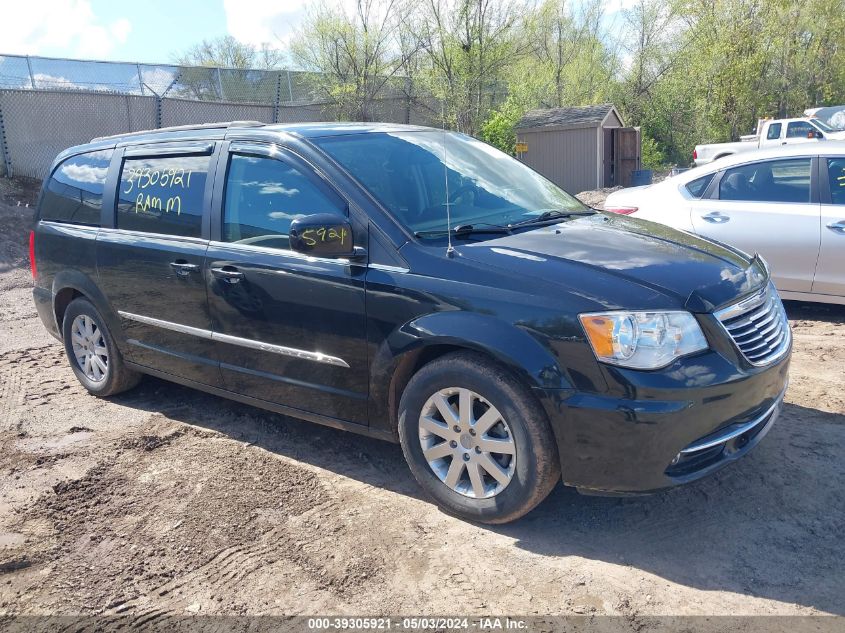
398,351,560,524
62,297,141,396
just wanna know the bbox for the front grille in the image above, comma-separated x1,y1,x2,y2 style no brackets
715,283,790,366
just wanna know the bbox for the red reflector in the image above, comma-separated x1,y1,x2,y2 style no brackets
693,148,698,160
605,206,638,215
29,230,37,279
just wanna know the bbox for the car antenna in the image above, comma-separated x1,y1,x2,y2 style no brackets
441,102,455,258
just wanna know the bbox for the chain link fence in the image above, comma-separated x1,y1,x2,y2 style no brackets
0,54,450,179
0,54,333,102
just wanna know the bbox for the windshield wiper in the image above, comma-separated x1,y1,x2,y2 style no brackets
414,223,511,239
507,209,595,229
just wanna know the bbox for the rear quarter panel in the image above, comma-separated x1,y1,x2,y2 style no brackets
34,221,100,334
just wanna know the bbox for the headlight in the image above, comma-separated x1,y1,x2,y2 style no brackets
579,311,708,369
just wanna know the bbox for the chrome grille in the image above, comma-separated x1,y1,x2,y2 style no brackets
715,284,791,366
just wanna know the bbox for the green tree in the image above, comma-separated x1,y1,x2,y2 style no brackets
478,0,618,159
171,0,845,163
479,99,524,153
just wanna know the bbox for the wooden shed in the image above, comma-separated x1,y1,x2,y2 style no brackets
514,104,641,193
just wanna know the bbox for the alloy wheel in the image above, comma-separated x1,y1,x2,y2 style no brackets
418,387,516,499
70,314,109,382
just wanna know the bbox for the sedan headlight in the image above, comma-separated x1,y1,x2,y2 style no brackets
579,311,708,369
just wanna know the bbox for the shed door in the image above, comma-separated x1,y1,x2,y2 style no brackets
609,128,641,187
603,128,614,186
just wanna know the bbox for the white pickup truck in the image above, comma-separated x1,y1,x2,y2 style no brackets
693,117,845,166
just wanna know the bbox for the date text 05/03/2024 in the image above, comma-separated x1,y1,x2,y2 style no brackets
306,616,528,630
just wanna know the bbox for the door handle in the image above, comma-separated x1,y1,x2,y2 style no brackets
826,220,845,233
702,211,730,224
169,261,199,277
210,266,245,283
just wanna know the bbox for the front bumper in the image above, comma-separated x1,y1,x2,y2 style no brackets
539,343,790,494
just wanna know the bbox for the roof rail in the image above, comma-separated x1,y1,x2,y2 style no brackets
91,120,266,143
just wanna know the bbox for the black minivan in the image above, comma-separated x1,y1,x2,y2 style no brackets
31,121,791,523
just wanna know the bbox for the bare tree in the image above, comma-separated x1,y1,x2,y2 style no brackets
524,0,615,107
411,0,527,134
175,35,286,70
290,0,416,120
171,35,286,102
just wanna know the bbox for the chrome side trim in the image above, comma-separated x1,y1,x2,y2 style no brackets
118,311,213,339
212,332,350,368
117,311,349,368
680,388,785,455
40,220,100,232
207,240,354,267
98,227,209,246
368,263,410,274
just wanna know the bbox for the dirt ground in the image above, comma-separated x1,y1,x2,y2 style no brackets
0,177,843,623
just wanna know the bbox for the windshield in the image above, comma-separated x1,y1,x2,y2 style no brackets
811,118,835,132
313,131,589,237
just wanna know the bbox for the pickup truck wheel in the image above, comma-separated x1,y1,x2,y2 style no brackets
398,351,560,524
62,298,141,396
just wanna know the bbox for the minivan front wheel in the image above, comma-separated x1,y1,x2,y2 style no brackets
398,352,560,524
62,297,141,396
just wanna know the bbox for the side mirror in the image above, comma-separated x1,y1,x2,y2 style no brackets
289,214,355,258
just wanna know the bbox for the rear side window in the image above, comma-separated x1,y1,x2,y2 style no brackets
685,173,714,198
116,154,210,238
766,123,782,140
222,153,346,251
827,158,845,205
40,150,113,226
718,158,812,203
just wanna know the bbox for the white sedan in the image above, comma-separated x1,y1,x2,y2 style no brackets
604,143,845,305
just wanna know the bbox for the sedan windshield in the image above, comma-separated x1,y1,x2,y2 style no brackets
313,131,589,237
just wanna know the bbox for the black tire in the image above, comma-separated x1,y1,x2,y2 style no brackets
62,297,141,396
398,351,560,524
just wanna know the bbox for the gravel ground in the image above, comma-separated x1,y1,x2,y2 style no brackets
0,178,843,623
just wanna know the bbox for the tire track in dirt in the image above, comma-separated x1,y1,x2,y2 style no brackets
0,346,26,433
0,345,77,433
9,418,387,618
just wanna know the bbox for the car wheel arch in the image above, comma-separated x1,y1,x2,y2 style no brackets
369,312,571,438
51,270,126,345
54,286,82,330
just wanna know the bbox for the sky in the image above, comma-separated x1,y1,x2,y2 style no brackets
0,0,314,64
0,0,635,66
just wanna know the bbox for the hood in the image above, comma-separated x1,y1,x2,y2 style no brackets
458,213,768,312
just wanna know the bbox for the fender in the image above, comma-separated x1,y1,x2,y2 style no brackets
51,269,127,348
368,310,573,437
